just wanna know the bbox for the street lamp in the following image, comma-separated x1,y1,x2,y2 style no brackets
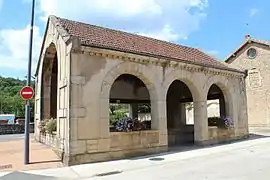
24,0,35,165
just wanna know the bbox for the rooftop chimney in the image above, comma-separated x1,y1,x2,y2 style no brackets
245,34,251,39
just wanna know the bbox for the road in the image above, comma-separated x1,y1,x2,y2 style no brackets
86,129,270,180
0,129,270,180
0,134,25,142
89,144,270,180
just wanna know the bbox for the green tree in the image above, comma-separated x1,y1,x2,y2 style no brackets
0,76,35,121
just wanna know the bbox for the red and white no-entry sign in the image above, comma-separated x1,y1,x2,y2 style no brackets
20,86,34,100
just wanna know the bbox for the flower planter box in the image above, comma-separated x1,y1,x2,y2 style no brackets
208,126,235,141
110,130,159,151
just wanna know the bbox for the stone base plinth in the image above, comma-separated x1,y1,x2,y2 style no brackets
195,134,250,147
62,130,166,166
63,146,168,166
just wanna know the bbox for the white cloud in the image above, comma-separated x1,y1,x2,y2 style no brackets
0,0,208,76
249,8,259,17
38,0,209,42
207,50,219,55
0,25,42,72
138,24,181,41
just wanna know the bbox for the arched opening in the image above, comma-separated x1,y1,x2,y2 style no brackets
207,84,231,128
166,80,195,146
109,74,151,132
40,43,58,133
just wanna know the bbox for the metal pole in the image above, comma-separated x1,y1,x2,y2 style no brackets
24,0,35,165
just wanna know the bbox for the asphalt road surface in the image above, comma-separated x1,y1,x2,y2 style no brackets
0,134,25,142
1,129,270,180
86,129,270,180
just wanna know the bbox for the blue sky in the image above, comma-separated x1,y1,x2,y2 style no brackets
0,0,269,79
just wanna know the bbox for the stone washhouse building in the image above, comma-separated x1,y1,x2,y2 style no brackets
226,35,270,127
34,15,249,166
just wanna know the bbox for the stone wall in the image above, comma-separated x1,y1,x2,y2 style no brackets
65,130,167,165
110,130,159,151
0,123,35,135
226,42,270,127
208,127,235,143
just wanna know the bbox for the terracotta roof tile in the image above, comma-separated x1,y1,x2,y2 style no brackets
55,16,242,72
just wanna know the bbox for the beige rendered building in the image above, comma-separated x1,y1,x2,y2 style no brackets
34,15,249,166
226,35,270,127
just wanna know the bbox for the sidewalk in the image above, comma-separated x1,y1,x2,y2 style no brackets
0,135,63,172
0,135,269,179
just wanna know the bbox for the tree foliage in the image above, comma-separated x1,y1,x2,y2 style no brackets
109,104,128,125
0,76,35,120
109,103,151,126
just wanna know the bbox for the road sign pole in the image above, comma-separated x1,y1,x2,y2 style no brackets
24,0,35,165
24,101,30,164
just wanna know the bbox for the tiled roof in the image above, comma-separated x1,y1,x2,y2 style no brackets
54,16,243,73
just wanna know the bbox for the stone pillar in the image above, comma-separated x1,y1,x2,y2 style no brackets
151,99,168,146
42,85,51,120
230,92,241,137
50,73,58,119
172,102,181,128
194,100,209,145
219,97,226,117
170,102,186,129
34,78,40,140
180,103,186,125
242,89,249,135
99,97,110,139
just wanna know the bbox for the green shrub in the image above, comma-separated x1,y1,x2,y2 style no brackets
110,109,128,126
38,120,47,134
137,104,151,113
45,118,57,135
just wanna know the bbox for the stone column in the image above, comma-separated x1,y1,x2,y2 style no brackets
99,97,110,139
34,78,40,140
194,100,209,145
50,73,58,119
42,85,51,120
179,103,186,125
230,92,242,137
151,99,168,147
219,97,226,117
172,102,181,128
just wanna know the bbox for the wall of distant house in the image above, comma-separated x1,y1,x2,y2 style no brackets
186,100,220,124
226,42,270,127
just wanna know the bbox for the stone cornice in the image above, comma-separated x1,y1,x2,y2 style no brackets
72,47,245,79
50,15,71,44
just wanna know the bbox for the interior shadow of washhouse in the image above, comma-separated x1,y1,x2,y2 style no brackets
108,76,269,161
166,82,244,148
166,80,195,147
109,74,152,132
